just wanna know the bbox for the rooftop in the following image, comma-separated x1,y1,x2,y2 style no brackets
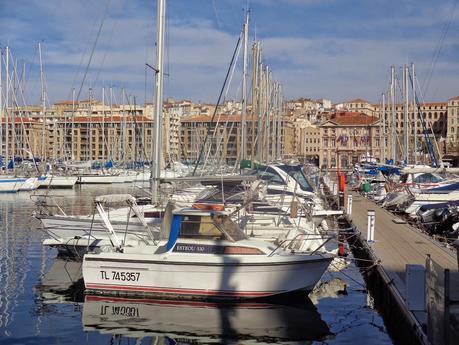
323,111,379,126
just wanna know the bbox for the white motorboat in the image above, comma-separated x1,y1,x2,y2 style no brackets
82,204,333,300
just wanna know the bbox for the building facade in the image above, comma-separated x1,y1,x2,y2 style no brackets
319,111,382,169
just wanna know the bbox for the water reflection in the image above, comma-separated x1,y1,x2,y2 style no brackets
82,296,331,344
34,258,84,304
35,258,331,344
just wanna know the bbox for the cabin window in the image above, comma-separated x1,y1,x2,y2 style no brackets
258,169,284,185
413,173,442,184
212,214,247,241
179,216,224,240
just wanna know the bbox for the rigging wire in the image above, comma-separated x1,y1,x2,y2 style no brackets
191,35,242,176
422,0,458,97
75,0,112,103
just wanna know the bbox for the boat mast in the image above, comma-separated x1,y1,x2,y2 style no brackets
411,63,417,165
151,0,166,204
71,88,75,161
5,46,9,170
102,87,105,162
403,65,409,164
240,10,249,162
276,83,283,159
250,42,258,162
390,66,396,163
0,48,3,161
38,42,47,163
381,92,386,162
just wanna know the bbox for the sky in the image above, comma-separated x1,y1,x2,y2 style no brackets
0,0,458,105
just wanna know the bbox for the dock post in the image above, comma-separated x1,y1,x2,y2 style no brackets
346,194,353,215
405,264,426,311
367,210,375,243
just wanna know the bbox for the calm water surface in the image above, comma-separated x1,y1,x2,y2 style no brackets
0,185,393,344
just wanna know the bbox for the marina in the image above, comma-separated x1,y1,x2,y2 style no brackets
0,185,394,344
1,0,458,344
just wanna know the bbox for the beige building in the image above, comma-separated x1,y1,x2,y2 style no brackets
336,98,376,116
447,96,459,154
294,118,320,163
319,111,382,169
180,113,291,163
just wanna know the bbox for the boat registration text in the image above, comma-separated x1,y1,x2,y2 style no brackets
100,270,140,282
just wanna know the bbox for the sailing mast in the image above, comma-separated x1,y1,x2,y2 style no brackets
0,48,3,161
38,42,47,163
5,46,9,170
250,42,258,162
102,87,105,162
390,66,396,162
381,92,386,162
151,0,166,204
411,63,417,165
403,65,409,164
240,10,249,162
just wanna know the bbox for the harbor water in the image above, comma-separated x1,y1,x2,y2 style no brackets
0,185,393,344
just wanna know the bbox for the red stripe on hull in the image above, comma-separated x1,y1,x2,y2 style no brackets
85,283,279,298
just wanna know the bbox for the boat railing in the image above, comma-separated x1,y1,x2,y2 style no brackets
267,232,334,257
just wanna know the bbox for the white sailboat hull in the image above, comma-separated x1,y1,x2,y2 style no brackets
39,175,78,188
77,175,115,184
18,177,40,191
38,214,161,240
0,177,24,193
83,251,332,299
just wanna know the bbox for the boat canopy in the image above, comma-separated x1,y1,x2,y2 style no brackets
94,194,136,205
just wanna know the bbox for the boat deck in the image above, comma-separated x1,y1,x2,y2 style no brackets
348,190,458,300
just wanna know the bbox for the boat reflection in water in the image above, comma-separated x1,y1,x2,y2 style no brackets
82,295,331,344
34,258,84,304
35,258,332,343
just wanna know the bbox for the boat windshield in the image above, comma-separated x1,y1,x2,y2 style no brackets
211,214,247,242
178,215,247,242
278,165,313,192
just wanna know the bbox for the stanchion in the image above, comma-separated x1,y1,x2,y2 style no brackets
346,194,353,215
367,210,375,243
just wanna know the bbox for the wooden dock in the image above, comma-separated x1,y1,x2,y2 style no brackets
348,191,458,297
345,190,458,345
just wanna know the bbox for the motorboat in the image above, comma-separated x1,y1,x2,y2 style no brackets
82,203,333,300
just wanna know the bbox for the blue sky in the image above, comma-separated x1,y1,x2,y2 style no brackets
0,0,458,105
